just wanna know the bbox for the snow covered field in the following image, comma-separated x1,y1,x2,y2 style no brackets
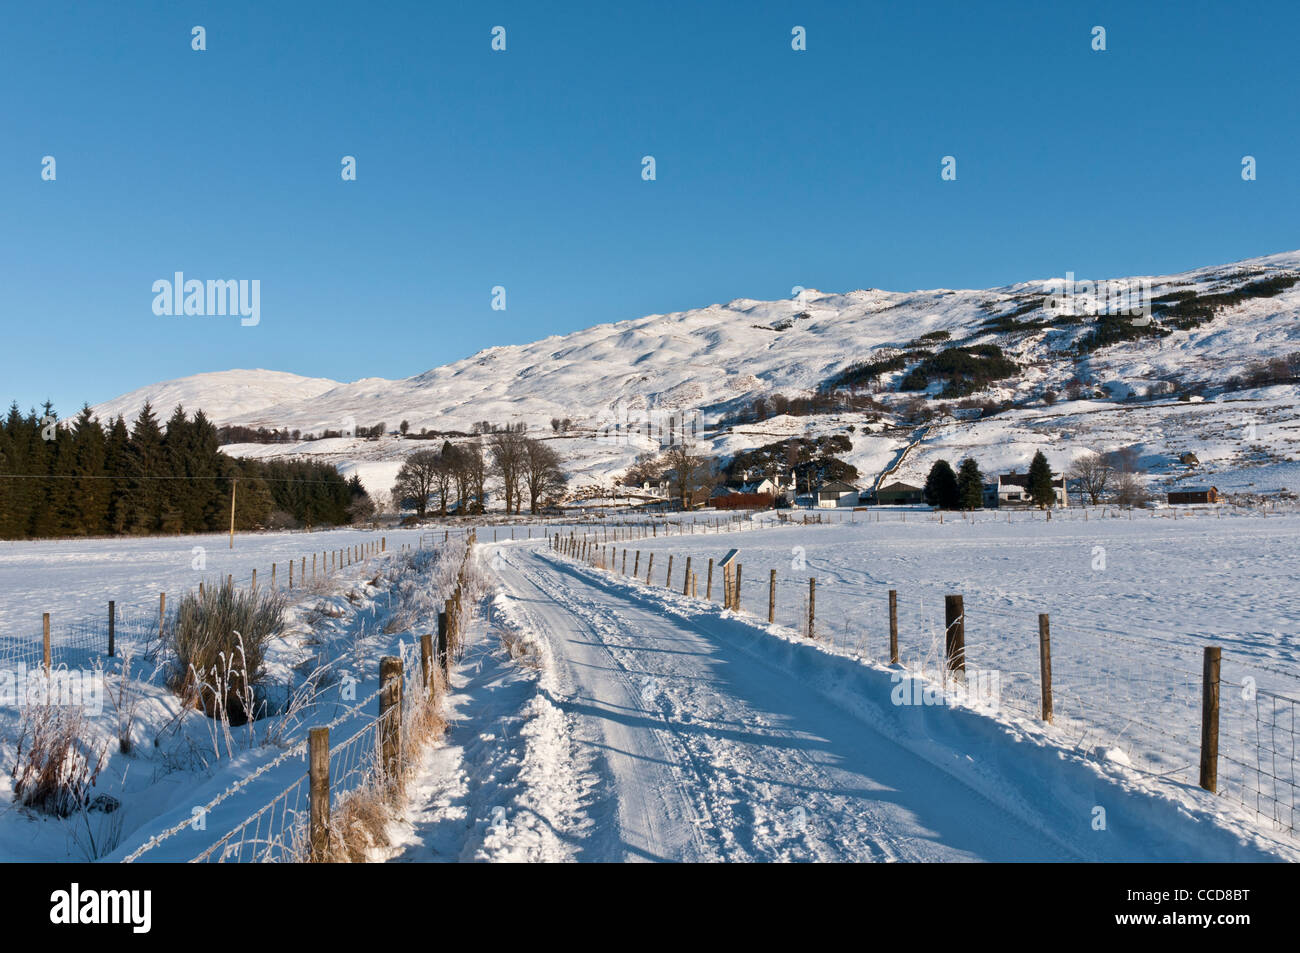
0,527,434,656
3,510,1298,862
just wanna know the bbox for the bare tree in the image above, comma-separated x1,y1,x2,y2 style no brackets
432,449,453,516
662,440,713,510
622,452,660,488
460,441,487,514
1106,446,1148,507
391,450,442,519
522,438,567,513
1069,449,1113,505
489,431,528,514
1112,470,1151,507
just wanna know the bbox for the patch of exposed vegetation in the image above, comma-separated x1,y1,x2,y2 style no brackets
1156,273,1300,331
896,344,1019,397
822,350,931,390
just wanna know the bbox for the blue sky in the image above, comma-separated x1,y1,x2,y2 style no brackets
3,1,1298,415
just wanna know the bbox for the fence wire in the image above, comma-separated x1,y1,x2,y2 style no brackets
0,608,165,673
565,522,1300,840
185,630,438,862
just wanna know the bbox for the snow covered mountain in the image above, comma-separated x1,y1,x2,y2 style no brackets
94,250,1300,499
92,369,343,425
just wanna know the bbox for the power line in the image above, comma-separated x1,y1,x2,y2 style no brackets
0,473,356,486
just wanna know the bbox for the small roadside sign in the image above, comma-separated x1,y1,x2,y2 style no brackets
719,548,739,569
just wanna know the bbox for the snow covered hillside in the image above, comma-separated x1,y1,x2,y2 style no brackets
92,251,1300,499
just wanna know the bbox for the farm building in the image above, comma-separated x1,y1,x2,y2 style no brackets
814,480,860,508
1168,486,1220,505
874,481,924,505
994,469,1067,507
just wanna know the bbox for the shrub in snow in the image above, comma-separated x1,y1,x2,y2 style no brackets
166,583,286,725
11,701,107,817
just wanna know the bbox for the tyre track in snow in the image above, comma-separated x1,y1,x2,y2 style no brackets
493,543,1084,862
506,543,904,863
494,549,722,861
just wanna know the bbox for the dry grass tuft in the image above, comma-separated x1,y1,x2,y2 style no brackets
10,701,107,817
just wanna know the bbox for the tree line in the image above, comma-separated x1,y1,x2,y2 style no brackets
392,431,567,518
0,402,368,539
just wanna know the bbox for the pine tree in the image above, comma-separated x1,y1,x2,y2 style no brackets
0,404,26,537
189,410,227,530
65,406,109,534
1028,451,1057,508
125,402,166,533
27,405,59,537
104,416,133,534
923,459,959,509
956,457,984,510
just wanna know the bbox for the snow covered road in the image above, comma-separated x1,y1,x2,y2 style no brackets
493,545,1069,861
397,539,1294,862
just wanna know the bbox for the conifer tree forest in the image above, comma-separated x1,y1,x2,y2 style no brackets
0,401,367,539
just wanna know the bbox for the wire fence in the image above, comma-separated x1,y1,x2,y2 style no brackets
0,608,165,673
1,536,393,679
187,628,442,863
557,519,1300,841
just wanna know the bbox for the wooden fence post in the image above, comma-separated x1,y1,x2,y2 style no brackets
666,555,673,587
289,559,293,589
42,613,51,673
271,562,276,589
683,557,692,595
808,578,816,638
768,569,776,623
1199,646,1221,793
646,553,654,585
734,563,743,611
888,590,898,664
308,727,330,861
707,559,714,601
108,601,116,658
159,592,166,640
421,633,435,693
944,594,965,678
1038,613,1053,723
622,550,627,575
437,611,449,674
378,656,404,783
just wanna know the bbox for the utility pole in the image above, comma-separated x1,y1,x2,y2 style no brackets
229,477,237,549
